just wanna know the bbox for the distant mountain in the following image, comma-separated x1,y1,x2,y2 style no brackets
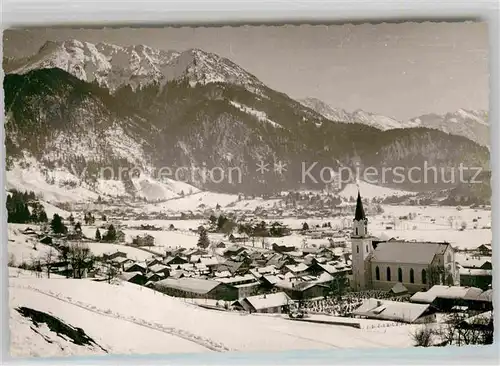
3,40,491,201
408,110,489,147
299,97,404,131
299,97,489,147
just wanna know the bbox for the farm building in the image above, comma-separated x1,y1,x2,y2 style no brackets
110,257,133,270
145,272,162,282
275,280,329,300
164,255,188,266
119,272,147,286
352,298,437,324
233,282,261,299
410,285,492,311
103,251,127,261
148,264,170,277
132,234,155,247
153,278,238,301
234,292,292,314
124,262,147,274
459,268,492,291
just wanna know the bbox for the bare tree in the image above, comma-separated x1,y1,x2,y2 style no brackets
43,248,57,278
434,312,493,346
411,325,434,347
8,253,16,267
67,242,94,279
427,264,454,287
105,261,119,284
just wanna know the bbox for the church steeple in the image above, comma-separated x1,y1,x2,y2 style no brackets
354,190,366,221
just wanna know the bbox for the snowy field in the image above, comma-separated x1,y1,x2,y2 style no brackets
144,192,238,212
9,274,422,357
339,182,417,200
122,229,199,249
7,225,55,266
85,242,156,261
121,219,204,230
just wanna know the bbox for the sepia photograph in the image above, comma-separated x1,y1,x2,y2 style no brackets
2,21,493,358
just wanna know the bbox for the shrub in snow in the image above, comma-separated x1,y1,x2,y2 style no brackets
411,326,434,347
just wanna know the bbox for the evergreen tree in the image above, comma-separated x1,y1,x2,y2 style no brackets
51,214,67,234
302,222,309,231
74,222,82,232
95,228,101,241
197,228,210,249
38,208,48,223
103,224,117,242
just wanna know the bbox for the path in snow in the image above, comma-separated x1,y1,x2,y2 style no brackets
12,284,231,352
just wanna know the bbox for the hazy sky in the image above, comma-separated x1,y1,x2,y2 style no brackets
3,22,489,120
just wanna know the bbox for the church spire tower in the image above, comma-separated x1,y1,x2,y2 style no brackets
352,190,368,237
350,189,373,291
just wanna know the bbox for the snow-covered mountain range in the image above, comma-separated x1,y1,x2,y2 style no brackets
3,39,491,202
4,39,263,92
299,97,489,147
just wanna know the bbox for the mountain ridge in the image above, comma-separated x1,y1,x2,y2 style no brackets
299,97,489,147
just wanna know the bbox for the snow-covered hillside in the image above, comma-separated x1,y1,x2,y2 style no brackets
6,156,199,204
6,40,263,92
339,182,417,200
9,275,420,357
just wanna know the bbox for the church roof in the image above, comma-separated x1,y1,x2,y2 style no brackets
354,191,366,221
371,241,449,265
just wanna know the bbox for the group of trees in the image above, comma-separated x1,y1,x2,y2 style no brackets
95,225,117,242
7,190,48,223
58,242,95,279
412,312,493,347
209,214,237,235
328,272,349,299
83,212,96,225
235,221,290,238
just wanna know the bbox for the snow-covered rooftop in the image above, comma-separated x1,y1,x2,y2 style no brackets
410,285,485,304
371,241,449,265
353,298,431,323
155,278,221,294
243,292,291,310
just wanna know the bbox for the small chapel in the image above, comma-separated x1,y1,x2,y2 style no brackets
350,191,459,293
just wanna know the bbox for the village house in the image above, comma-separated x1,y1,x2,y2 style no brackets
153,278,238,301
145,272,163,282
459,267,492,290
234,292,292,314
148,264,170,277
146,258,163,267
110,257,133,270
124,262,147,274
164,255,188,266
410,285,493,312
131,234,155,247
352,298,437,324
119,271,147,286
103,251,127,261
275,280,328,301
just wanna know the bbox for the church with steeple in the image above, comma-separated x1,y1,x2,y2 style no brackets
350,190,460,293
